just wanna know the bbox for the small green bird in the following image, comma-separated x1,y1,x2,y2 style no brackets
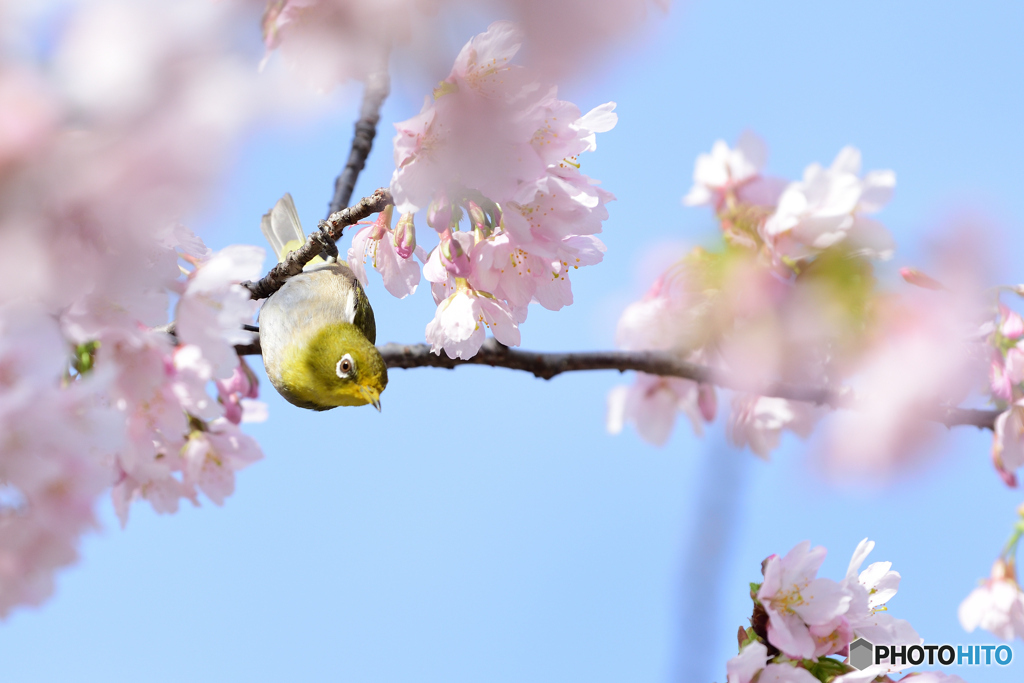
258,193,387,411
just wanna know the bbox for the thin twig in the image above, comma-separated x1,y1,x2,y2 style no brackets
233,337,1002,430
241,188,393,300
328,66,390,217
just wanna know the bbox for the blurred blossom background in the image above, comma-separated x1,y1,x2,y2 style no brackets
1,1,1023,681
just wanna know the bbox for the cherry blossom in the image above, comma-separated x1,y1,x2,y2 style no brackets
757,541,852,659
348,206,425,299
992,406,1024,484
388,21,616,358
726,641,768,683
842,539,921,646
182,419,263,506
176,245,264,380
683,131,785,210
425,287,521,360
727,395,821,460
959,559,1024,641
606,373,711,446
763,146,896,262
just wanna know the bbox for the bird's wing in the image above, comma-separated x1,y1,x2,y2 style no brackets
260,193,306,262
350,277,377,344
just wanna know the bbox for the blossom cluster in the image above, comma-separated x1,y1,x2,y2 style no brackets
727,539,963,683
0,0,290,617
348,21,615,359
958,504,1024,643
259,0,668,88
608,133,987,473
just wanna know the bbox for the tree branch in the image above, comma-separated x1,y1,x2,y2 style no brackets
240,188,393,300
328,67,390,217
233,337,1002,430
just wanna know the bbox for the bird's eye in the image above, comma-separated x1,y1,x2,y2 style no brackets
336,353,355,378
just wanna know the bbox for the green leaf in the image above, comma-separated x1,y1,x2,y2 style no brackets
803,657,850,683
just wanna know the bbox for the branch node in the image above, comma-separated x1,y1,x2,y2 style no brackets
313,220,339,260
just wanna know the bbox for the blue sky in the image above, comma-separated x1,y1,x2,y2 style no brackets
3,1,1024,681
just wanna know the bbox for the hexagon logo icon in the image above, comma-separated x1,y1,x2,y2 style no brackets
849,637,874,671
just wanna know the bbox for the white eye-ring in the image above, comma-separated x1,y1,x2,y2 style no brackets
336,353,355,378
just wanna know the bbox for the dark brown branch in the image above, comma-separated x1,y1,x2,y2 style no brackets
379,340,844,403
328,67,390,217
241,188,393,300
234,337,1002,430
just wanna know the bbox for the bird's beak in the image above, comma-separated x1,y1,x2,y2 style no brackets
360,386,382,412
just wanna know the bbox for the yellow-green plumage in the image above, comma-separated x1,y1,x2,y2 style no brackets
258,194,387,411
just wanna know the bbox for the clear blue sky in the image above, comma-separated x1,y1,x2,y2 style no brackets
3,2,1023,682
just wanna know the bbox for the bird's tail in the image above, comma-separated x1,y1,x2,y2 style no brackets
260,193,307,263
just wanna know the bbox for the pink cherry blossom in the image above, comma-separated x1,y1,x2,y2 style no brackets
216,358,261,425
757,540,852,659
182,419,263,506
959,560,1024,641
727,395,821,460
843,539,921,646
425,288,521,359
389,24,547,215
823,290,985,478
808,615,853,657
992,406,1024,483
389,21,616,357
726,640,768,683
606,373,711,446
348,206,425,299
683,131,782,209
176,245,264,380
613,262,708,352
763,146,896,262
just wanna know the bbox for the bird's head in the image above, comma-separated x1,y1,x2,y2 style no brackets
281,322,388,411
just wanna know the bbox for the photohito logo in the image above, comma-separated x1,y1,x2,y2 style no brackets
847,638,1013,671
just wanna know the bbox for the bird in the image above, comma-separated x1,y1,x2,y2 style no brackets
257,193,387,411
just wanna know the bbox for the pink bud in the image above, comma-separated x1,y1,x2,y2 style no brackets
467,201,486,229
222,395,243,425
992,559,1012,581
368,205,393,241
899,267,945,291
394,212,417,260
698,383,717,422
993,442,1018,488
427,194,452,233
439,229,473,277
1000,305,1024,340
991,355,1013,402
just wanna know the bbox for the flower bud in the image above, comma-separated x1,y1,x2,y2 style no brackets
466,200,494,239
698,383,717,422
899,267,945,291
992,558,1012,582
1000,305,1024,340
427,195,452,233
369,204,393,241
439,229,473,277
394,212,417,260
215,358,260,425
467,201,486,228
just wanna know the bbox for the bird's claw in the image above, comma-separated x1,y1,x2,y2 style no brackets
314,220,339,262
